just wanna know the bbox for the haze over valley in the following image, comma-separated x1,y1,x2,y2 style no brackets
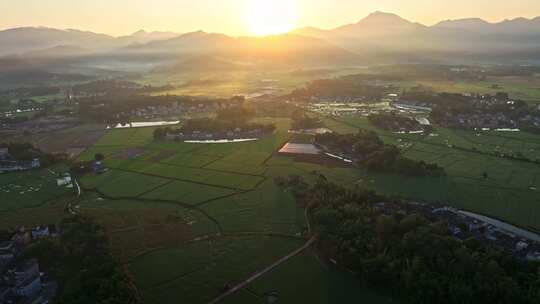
2,2,540,304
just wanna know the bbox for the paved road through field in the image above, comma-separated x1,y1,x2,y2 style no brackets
208,236,317,304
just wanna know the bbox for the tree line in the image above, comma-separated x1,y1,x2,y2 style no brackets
19,216,139,304
0,142,67,167
315,131,445,177
280,176,540,304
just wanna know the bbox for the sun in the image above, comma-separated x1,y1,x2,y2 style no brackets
245,0,298,36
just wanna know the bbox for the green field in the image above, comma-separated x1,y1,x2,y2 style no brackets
0,165,73,229
131,236,303,304
392,77,540,104
222,251,398,304
70,117,400,303
139,68,367,98
42,111,540,303
324,116,540,231
0,165,71,212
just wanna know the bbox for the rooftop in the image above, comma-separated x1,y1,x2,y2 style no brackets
278,143,321,155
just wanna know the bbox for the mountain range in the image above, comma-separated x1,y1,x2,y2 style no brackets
2,11,540,73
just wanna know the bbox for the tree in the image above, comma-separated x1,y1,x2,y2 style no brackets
153,128,168,140
94,153,105,162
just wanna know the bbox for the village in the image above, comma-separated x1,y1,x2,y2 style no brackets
0,148,41,174
374,201,540,262
300,87,540,133
394,93,540,131
0,225,59,304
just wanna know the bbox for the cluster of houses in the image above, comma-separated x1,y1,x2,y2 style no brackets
0,116,79,137
436,112,521,130
391,101,433,113
307,102,392,117
307,96,369,103
165,127,271,141
394,94,540,131
75,159,107,175
0,226,59,304
375,202,540,262
0,149,40,174
128,100,241,120
436,110,540,131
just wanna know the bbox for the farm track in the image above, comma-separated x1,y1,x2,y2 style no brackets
135,180,175,198
194,190,255,207
112,167,243,191
131,232,308,291
208,236,317,304
157,159,267,178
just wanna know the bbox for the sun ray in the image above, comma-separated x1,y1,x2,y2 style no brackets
245,0,298,36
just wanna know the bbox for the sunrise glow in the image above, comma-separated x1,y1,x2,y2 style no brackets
245,0,298,36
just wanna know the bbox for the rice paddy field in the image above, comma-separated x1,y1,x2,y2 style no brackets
68,117,400,303
325,116,540,232
44,111,538,303
392,76,540,104
0,164,73,229
0,165,71,212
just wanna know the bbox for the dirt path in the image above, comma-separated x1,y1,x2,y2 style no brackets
65,178,81,215
208,236,317,304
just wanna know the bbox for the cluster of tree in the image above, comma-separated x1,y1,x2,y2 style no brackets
154,118,275,140
70,153,105,174
77,94,244,125
368,113,426,132
401,90,529,118
19,216,139,304
291,109,323,130
255,100,299,118
289,77,387,101
0,86,61,98
370,64,488,82
286,177,540,304
152,128,171,140
315,131,445,176
0,142,66,167
154,103,275,140
214,100,254,123
73,79,174,96
77,94,187,124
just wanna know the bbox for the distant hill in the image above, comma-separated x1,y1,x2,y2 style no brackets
0,27,116,56
3,11,540,69
0,27,180,57
123,31,359,67
434,16,540,34
116,30,181,45
293,11,540,62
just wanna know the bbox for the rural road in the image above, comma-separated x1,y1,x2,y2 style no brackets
66,178,81,215
208,236,317,304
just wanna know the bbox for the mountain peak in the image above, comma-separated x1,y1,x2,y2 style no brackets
360,11,411,24
435,18,491,29
131,29,148,36
367,11,401,18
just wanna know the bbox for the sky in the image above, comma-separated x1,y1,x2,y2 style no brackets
1,0,540,36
